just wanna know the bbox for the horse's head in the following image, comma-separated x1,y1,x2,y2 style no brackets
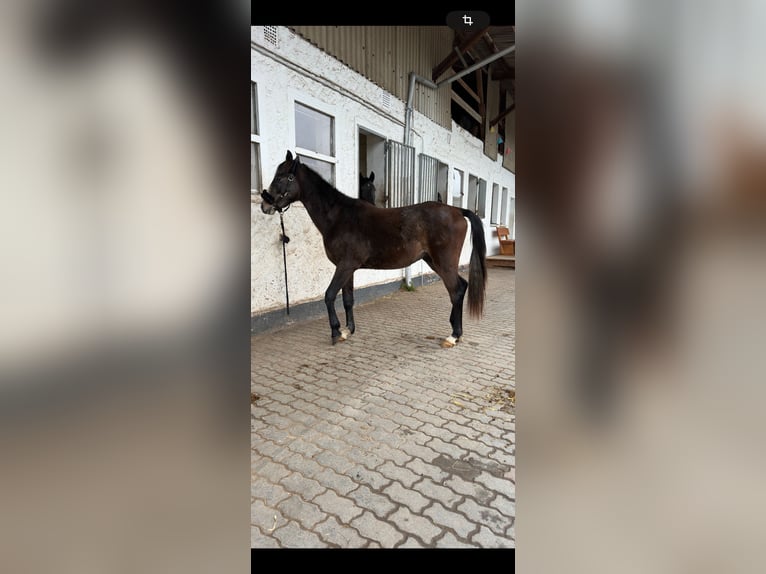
261,151,302,214
359,171,376,205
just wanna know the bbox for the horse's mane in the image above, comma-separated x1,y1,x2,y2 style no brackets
300,164,360,209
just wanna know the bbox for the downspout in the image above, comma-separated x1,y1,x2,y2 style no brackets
403,73,437,287
401,44,515,286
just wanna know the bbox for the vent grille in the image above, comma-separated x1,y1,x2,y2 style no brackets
380,92,391,110
263,26,278,47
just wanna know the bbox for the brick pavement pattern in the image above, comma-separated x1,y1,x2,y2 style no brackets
252,267,515,548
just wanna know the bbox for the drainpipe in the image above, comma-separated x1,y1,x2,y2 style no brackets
401,45,515,286
403,73,437,287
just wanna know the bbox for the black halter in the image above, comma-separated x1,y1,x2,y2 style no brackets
260,178,293,213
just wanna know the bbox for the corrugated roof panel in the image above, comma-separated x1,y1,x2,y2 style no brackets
291,26,454,130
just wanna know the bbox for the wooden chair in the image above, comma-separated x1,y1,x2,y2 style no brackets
496,226,515,256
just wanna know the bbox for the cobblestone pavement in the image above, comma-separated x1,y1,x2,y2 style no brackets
251,267,515,548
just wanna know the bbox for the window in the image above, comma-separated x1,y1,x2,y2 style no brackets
451,168,464,208
467,174,478,213
490,183,500,224
419,154,448,203
468,177,487,218
294,102,336,184
251,82,261,194
477,179,487,218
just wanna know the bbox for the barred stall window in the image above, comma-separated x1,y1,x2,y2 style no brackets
418,154,449,204
385,141,415,207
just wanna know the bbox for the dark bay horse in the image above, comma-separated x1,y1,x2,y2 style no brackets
262,151,487,347
359,171,376,205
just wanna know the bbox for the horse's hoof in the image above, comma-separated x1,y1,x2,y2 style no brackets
340,327,350,340
332,331,349,345
440,336,459,348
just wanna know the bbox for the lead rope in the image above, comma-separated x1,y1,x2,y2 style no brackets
279,210,290,315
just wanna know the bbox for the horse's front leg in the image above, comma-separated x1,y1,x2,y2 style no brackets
342,274,355,335
324,266,355,345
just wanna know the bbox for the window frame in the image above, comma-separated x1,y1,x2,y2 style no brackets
490,183,500,224
250,80,262,196
289,91,338,184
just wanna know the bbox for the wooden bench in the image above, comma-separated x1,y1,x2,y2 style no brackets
496,226,515,256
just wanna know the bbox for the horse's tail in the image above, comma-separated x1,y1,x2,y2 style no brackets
460,209,487,318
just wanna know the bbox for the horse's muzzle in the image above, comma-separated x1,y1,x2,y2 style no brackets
260,189,277,214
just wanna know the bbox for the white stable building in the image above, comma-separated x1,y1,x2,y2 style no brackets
251,26,515,329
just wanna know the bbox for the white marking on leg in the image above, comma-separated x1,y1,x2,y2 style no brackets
441,335,458,348
339,327,350,340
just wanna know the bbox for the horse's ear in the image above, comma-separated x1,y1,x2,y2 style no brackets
294,154,301,165
286,150,293,161
369,171,375,182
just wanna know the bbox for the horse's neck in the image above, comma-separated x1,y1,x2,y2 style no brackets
298,169,346,236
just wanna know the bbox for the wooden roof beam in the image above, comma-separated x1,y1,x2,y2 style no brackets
490,103,515,128
432,27,489,81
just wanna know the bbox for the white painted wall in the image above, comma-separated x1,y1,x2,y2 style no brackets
251,26,515,315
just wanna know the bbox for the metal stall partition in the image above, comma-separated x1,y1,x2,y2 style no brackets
385,140,416,208
418,153,439,204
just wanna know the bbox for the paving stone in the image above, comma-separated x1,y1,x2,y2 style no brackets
276,495,325,529
347,465,391,490
313,491,364,523
282,453,323,478
251,480,291,506
423,502,478,539
457,499,513,536
443,475,495,505
471,525,514,548
315,450,354,474
251,459,291,483
279,473,326,501
314,516,366,548
351,511,405,548
348,485,396,518
413,478,463,508
377,461,421,488
313,467,358,496
405,457,450,483
251,526,281,548
388,507,442,545
272,521,327,548
250,500,283,533
475,471,515,500
397,537,426,548
490,494,516,518
383,481,430,513
400,441,440,462
426,437,469,460
454,435,494,458
435,531,476,548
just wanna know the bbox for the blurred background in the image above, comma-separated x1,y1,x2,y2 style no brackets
516,0,766,572
4,0,766,569
0,1,250,572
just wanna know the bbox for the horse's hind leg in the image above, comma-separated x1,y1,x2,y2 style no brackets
423,254,467,348
342,274,355,335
